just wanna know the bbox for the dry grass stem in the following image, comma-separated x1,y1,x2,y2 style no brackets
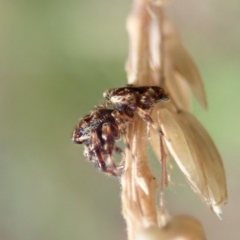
121,0,227,238
121,117,158,240
126,0,154,85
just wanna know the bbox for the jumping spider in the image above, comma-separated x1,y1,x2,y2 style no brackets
72,85,169,176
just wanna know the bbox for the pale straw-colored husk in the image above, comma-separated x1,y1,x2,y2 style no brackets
121,0,227,239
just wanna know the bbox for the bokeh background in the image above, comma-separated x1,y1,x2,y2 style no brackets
1,0,239,239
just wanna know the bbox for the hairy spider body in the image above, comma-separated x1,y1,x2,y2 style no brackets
104,85,168,111
104,85,169,134
72,85,169,176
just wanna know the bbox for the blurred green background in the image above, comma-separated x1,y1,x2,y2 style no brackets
1,0,239,239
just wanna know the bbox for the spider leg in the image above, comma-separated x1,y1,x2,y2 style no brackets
85,132,117,176
102,122,123,176
135,107,172,144
91,146,120,176
95,149,121,176
94,153,119,176
135,107,164,136
159,132,169,210
83,144,112,175
83,146,94,162
112,145,125,173
112,111,138,164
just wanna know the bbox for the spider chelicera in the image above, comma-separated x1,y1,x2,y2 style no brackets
72,85,169,176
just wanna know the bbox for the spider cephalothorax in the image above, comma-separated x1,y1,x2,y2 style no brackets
103,85,169,134
104,85,168,113
72,85,169,176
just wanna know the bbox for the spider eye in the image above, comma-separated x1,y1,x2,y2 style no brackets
79,128,86,135
74,128,87,138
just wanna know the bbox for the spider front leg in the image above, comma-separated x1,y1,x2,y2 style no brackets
84,131,119,176
135,107,164,136
111,111,138,164
101,122,123,176
95,155,120,177
112,145,125,172
92,147,121,177
135,107,172,145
